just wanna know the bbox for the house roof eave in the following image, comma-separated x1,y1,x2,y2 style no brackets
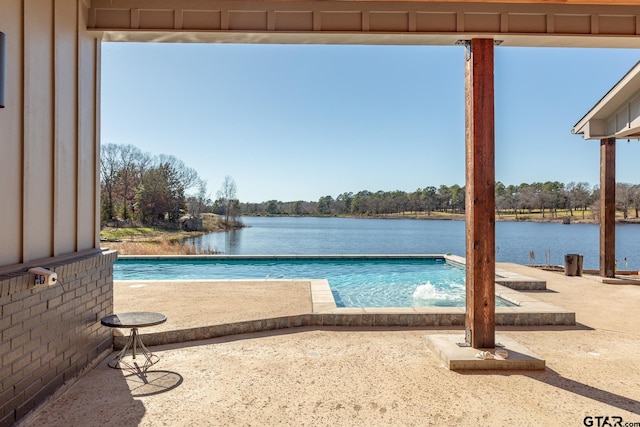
573,61,640,139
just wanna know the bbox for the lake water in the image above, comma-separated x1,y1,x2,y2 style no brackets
187,216,640,270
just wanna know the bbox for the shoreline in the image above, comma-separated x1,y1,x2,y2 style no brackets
245,212,640,225
100,214,640,255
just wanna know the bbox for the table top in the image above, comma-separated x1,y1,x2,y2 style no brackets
101,312,167,328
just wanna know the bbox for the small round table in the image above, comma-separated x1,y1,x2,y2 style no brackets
101,312,167,370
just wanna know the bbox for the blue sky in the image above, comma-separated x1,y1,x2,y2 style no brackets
101,43,640,203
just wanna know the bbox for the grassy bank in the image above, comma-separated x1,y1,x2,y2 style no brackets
101,239,218,255
100,228,218,255
100,214,240,255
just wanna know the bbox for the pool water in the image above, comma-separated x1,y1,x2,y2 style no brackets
114,257,511,308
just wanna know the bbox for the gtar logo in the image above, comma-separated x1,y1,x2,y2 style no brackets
583,416,623,427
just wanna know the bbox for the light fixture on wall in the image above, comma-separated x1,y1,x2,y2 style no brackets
0,31,5,108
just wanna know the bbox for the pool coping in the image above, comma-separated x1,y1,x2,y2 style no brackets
310,280,573,326
118,254,457,260
117,253,548,291
111,255,575,349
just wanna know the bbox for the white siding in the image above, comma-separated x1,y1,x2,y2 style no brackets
0,0,100,269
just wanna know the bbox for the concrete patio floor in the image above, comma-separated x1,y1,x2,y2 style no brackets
17,263,640,426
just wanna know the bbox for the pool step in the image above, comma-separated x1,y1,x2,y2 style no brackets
495,276,547,290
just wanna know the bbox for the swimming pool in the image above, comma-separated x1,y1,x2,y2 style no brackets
114,256,512,308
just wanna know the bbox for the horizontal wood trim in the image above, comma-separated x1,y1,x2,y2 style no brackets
88,0,640,48
89,0,640,47
342,1,640,4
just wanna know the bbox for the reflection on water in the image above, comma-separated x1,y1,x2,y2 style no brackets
224,229,239,253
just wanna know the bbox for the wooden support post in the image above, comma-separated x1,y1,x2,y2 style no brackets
464,39,495,349
600,137,616,278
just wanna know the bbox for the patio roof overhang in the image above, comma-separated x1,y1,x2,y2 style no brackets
86,0,640,344
89,0,640,49
572,61,640,140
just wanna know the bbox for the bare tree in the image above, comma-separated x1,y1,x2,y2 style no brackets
518,184,536,215
100,143,121,222
617,182,633,219
157,154,199,192
631,184,640,218
118,144,148,221
187,178,209,218
567,182,592,219
100,143,152,224
217,175,238,227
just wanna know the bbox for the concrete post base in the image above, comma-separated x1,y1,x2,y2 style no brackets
426,334,545,371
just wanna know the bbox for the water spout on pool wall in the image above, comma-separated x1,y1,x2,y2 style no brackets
413,282,437,300
412,282,447,304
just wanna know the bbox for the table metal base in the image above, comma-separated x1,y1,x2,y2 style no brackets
108,327,159,371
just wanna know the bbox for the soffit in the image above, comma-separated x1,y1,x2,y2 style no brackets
89,0,640,48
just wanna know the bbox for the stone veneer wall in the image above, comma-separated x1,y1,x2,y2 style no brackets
0,250,117,426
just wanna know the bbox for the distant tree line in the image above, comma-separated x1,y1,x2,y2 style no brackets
100,143,640,224
100,144,244,229
240,181,640,219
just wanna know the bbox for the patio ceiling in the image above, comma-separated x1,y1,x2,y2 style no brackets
89,0,640,48
573,61,640,140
